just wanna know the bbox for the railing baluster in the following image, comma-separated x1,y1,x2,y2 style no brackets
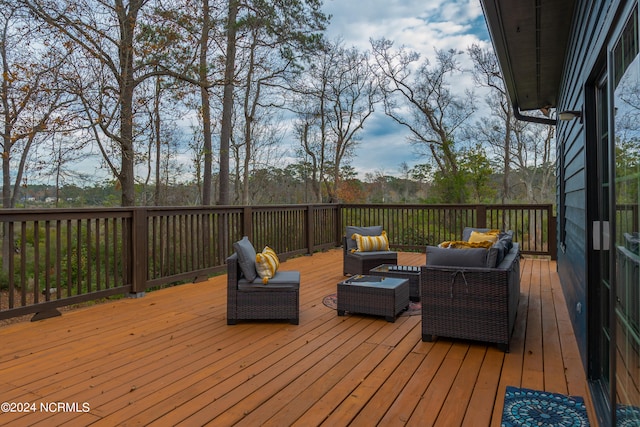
20,222,26,306
56,220,61,299
66,220,72,297
87,218,92,293
105,218,110,290
95,218,101,291
33,221,39,305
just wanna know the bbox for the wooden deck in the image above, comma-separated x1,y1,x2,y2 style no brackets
0,249,596,426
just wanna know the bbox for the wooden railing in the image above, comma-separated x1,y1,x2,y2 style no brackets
340,204,556,257
0,203,554,320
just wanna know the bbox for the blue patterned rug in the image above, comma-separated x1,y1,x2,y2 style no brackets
616,404,640,426
502,386,589,426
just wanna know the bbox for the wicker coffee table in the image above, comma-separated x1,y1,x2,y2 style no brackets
369,264,420,301
369,264,422,301
337,275,410,322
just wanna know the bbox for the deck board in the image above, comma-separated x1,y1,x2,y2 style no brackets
0,250,597,426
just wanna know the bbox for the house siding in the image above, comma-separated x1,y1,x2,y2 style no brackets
556,0,621,370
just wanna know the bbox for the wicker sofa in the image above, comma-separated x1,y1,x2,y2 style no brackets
421,228,520,352
226,237,300,325
343,225,397,275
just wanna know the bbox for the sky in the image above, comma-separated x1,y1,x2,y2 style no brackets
320,0,492,178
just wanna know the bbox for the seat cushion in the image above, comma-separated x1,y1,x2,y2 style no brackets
238,270,300,290
625,232,640,254
233,236,258,281
348,250,396,259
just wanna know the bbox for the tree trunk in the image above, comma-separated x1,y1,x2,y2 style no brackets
2,137,9,276
154,75,162,206
117,1,140,207
2,139,10,208
241,35,260,205
218,0,238,206
200,0,213,206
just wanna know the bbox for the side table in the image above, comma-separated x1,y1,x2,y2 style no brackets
337,275,409,322
369,264,422,301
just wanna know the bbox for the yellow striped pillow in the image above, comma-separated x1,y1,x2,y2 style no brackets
352,231,390,252
255,246,280,284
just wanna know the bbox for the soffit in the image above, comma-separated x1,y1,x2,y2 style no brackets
480,0,577,111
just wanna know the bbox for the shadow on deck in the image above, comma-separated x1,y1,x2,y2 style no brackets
0,250,596,426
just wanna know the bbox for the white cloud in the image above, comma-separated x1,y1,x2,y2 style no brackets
321,0,491,177
323,0,487,52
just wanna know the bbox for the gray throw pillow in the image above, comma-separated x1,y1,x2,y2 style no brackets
486,246,499,268
491,239,508,266
233,236,257,281
426,245,487,268
345,225,384,251
498,232,513,251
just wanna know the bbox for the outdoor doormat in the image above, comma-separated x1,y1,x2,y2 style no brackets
501,386,589,426
616,404,640,425
322,293,421,317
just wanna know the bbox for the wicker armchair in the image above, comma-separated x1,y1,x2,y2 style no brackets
343,225,397,275
226,252,300,325
421,242,520,352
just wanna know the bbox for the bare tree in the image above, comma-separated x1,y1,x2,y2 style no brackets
0,3,74,208
293,108,325,203
144,0,228,205
292,40,379,203
218,0,327,205
468,44,513,202
234,23,296,205
468,44,555,203
511,120,555,203
0,2,76,275
34,133,93,207
324,44,379,202
148,0,226,205
371,38,476,202
137,74,185,206
20,0,174,206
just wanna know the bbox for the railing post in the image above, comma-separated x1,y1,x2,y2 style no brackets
549,209,558,260
130,208,148,297
307,205,315,254
476,205,487,228
336,204,344,246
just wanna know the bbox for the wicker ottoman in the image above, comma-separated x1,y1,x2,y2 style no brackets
369,264,422,301
337,275,410,322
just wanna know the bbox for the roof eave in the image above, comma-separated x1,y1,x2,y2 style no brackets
479,0,577,113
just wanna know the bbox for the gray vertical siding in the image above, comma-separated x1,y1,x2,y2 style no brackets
555,0,619,369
